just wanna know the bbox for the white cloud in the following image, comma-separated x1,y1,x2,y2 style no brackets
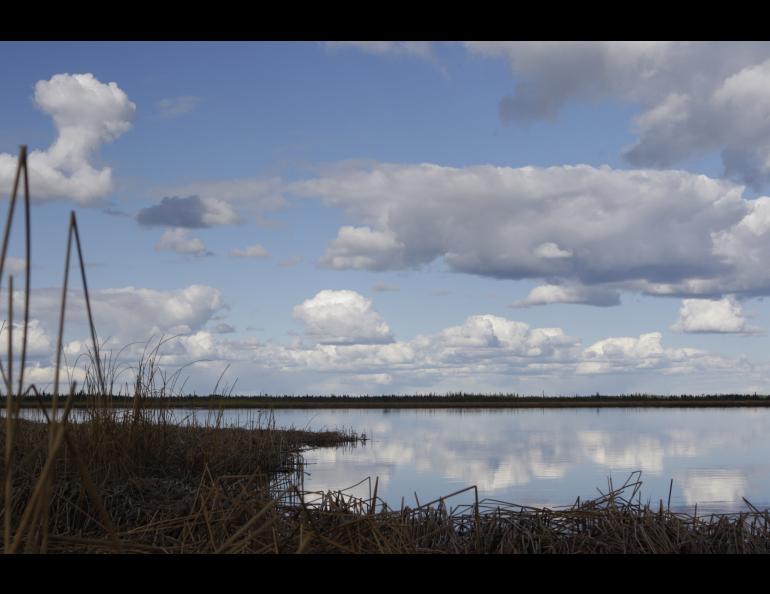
577,332,744,377
578,431,665,473
0,73,135,203
3,285,225,349
91,285,224,341
425,314,578,357
671,296,761,334
533,242,572,259
680,470,747,508
295,162,770,299
0,284,222,392
238,310,583,391
0,319,52,357
582,332,667,366
320,226,405,270
459,42,770,188
292,290,394,345
512,284,621,307
625,57,770,189
155,228,207,256
230,244,269,258
18,363,87,390
232,306,761,394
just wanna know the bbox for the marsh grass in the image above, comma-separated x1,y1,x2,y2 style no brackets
2,148,770,554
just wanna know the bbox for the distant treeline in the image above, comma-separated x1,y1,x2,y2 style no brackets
6,391,770,409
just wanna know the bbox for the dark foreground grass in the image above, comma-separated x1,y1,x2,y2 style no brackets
0,405,361,553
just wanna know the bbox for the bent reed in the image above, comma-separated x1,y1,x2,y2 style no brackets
2,148,770,554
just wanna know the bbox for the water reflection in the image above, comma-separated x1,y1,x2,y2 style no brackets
265,407,770,513
680,470,747,508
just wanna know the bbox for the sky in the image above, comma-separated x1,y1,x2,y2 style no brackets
5,41,770,395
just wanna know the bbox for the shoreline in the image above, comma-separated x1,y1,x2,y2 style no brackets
9,396,770,410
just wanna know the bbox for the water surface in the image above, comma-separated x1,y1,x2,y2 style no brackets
195,406,770,514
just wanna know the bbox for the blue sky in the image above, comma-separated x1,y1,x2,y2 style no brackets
4,41,770,395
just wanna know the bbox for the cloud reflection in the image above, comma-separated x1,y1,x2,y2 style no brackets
272,408,770,511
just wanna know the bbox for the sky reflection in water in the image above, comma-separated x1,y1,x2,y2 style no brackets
262,407,770,514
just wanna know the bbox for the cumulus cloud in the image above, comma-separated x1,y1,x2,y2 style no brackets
4,284,225,347
0,73,135,203
138,196,239,228
623,58,770,189
228,306,760,394
464,41,689,122
155,228,208,256
156,96,201,118
233,312,581,390
576,332,740,376
0,319,52,357
320,226,405,270
295,161,770,300
671,296,761,334
230,244,269,258
459,42,770,188
292,290,394,345
533,242,572,259
0,284,226,394
512,284,621,308
424,314,577,357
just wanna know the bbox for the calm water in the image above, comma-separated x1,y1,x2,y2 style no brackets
14,406,770,513
179,406,770,514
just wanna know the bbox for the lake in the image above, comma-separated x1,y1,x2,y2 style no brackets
181,406,770,514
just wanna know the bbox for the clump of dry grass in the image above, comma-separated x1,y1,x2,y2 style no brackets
0,409,360,553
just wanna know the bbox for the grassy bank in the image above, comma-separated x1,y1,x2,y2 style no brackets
1,404,361,553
